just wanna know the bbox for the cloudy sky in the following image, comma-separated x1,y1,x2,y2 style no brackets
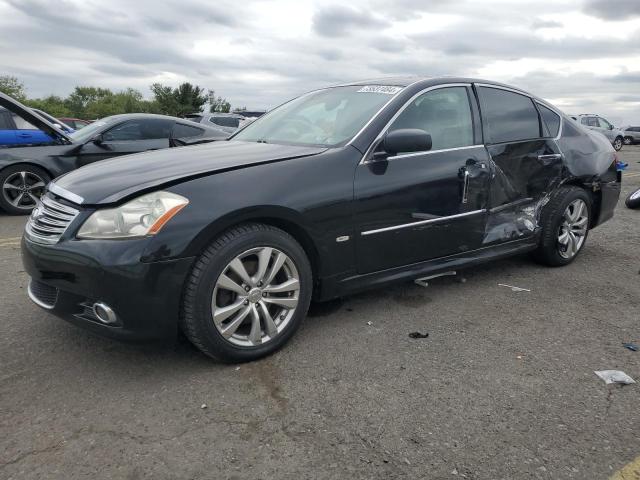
1,0,639,123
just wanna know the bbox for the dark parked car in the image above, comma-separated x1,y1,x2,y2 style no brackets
31,109,74,133
22,77,621,362
0,93,228,214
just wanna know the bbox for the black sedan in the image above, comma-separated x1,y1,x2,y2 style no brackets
22,77,621,362
0,93,228,214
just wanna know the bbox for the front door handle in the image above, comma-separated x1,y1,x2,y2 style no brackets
459,167,470,204
17,133,32,138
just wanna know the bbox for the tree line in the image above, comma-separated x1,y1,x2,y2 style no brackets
0,75,234,120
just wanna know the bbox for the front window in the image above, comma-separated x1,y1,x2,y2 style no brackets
598,117,612,129
388,87,474,150
233,85,402,147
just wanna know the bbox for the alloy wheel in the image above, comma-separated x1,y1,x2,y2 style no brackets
2,171,46,210
614,138,623,150
623,137,632,145
211,247,300,347
557,199,588,259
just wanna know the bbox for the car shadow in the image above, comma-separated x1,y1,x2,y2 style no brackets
28,253,540,370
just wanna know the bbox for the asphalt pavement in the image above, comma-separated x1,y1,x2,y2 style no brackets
1,147,639,479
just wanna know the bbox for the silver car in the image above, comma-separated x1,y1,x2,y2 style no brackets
184,112,247,134
621,125,640,145
573,114,624,151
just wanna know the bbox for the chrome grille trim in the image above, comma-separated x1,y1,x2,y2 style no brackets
25,196,79,245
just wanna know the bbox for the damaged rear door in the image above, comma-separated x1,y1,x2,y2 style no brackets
475,85,564,244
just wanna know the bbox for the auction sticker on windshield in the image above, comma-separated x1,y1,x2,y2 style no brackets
356,86,403,94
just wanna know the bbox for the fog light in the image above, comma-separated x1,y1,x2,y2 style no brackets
92,302,118,325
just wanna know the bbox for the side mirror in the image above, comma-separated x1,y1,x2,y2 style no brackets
383,128,432,156
609,124,614,130
90,133,104,145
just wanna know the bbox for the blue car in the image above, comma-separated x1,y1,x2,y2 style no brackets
0,107,57,146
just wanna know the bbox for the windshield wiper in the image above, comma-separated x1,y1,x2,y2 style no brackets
256,138,268,144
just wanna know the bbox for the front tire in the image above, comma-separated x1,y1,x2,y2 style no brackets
623,136,633,146
626,188,640,209
0,165,50,215
613,136,623,151
533,186,591,266
180,223,312,362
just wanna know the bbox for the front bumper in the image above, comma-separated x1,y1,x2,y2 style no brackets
22,236,194,341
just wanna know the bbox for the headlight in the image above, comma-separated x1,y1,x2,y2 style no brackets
77,191,189,239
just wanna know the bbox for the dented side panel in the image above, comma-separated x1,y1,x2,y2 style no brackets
482,117,619,245
483,139,562,244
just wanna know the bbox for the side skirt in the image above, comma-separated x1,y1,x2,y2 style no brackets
316,237,538,301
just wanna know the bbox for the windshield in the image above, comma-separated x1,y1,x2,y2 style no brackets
69,117,117,142
233,85,403,147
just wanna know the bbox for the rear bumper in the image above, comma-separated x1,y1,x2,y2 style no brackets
593,178,621,227
21,236,194,341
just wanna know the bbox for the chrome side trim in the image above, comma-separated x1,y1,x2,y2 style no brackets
48,183,84,205
27,280,56,310
360,83,473,164
361,209,486,236
386,144,484,161
488,198,534,214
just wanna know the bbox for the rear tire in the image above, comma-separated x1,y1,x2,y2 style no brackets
626,188,640,209
623,136,633,146
0,165,50,215
613,136,623,151
533,186,591,267
180,223,312,362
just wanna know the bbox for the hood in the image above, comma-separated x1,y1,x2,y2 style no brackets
52,140,327,205
0,93,72,143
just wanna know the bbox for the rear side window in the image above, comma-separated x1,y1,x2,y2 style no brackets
537,103,561,137
173,123,204,138
478,87,540,144
583,117,598,127
388,86,474,150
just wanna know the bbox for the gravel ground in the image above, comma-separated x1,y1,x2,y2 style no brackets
1,147,639,480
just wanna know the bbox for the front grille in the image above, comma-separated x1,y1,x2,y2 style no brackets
25,195,79,245
28,279,58,309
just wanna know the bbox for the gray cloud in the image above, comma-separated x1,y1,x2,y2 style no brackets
0,0,639,124
370,37,406,53
583,0,640,20
312,5,389,37
531,19,563,29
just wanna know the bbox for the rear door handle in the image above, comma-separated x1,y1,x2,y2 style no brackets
17,133,32,138
538,153,562,161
